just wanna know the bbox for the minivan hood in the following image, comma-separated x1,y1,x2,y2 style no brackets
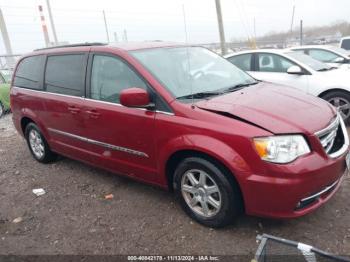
195,82,336,134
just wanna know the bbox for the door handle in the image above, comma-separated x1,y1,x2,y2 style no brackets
68,106,81,114
86,109,101,118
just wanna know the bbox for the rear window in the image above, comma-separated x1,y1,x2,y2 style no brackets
14,55,45,89
45,54,85,97
341,39,350,51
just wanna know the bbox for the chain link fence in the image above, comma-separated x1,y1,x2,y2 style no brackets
0,54,20,119
254,234,350,262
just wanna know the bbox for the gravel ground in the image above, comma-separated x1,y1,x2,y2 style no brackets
0,113,349,256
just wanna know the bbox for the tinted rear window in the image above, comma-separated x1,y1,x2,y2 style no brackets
341,39,350,50
14,55,45,89
45,54,85,97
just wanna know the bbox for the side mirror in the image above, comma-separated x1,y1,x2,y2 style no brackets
287,65,304,75
120,87,154,109
334,57,345,63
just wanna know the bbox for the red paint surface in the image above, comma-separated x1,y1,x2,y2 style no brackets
10,43,348,219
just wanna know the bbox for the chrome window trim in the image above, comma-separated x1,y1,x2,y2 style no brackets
13,86,175,115
13,86,85,100
315,113,349,159
48,128,149,158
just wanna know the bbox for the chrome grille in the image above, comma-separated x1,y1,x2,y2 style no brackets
315,113,349,158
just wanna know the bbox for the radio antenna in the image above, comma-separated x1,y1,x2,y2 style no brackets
182,4,194,106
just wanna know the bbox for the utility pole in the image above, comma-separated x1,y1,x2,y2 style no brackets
114,32,118,42
38,5,50,47
254,17,256,40
290,5,295,34
102,10,110,43
123,29,128,42
300,20,303,45
253,17,257,49
46,0,58,45
0,8,15,67
215,0,227,55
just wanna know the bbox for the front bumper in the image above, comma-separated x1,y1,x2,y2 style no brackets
242,151,348,219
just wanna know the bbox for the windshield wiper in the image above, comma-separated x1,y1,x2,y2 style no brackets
318,67,337,72
220,81,259,93
176,91,223,100
176,81,260,100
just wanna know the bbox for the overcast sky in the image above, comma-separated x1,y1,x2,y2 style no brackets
0,0,349,54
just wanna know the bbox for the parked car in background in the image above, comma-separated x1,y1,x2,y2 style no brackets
225,49,350,122
10,43,349,227
290,45,350,69
0,69,12,117
340,36,350,51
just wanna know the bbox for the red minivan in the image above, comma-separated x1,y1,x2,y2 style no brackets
10,42,349,227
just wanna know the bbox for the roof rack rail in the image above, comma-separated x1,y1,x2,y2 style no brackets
34,42,107,51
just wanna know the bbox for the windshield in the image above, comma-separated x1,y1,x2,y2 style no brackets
286,51,332,71
131,47,257,99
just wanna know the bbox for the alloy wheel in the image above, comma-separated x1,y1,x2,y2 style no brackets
29,129,45,159
328,97,350,120
181,169,222,218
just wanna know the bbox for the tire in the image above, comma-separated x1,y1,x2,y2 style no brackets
25,123,57,163
0,102,4,118
321,91,350,124
173,157,242,228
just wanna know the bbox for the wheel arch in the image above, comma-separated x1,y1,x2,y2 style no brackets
19,112,50,141
21,116,35,135
318,88,350,98
164,149,246,212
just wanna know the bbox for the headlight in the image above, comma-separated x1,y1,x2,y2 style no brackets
253,135,310,163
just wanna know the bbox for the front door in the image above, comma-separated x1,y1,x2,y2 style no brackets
250,53,310,94
83,53,157,182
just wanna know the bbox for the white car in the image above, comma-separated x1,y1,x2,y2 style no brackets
340,36,350,51
290,45,350,69
225,49,350,121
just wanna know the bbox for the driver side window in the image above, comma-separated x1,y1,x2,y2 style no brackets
258,53,296,73
90,55,147,103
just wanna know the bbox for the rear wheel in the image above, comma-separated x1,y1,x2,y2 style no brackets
25,123,57,163
174,157,242,228
322,91,350,123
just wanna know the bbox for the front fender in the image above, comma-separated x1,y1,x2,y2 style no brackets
158,134,251,186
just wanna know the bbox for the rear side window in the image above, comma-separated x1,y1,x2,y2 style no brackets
341,39,350,50
227,54,252,71
45,54,85,97
293,50,306,55
14,55,45,89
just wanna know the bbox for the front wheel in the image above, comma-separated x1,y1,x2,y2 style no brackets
174,157,242,228
322,91,350,124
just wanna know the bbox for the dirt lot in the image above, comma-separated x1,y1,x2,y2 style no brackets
0,113,349,256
